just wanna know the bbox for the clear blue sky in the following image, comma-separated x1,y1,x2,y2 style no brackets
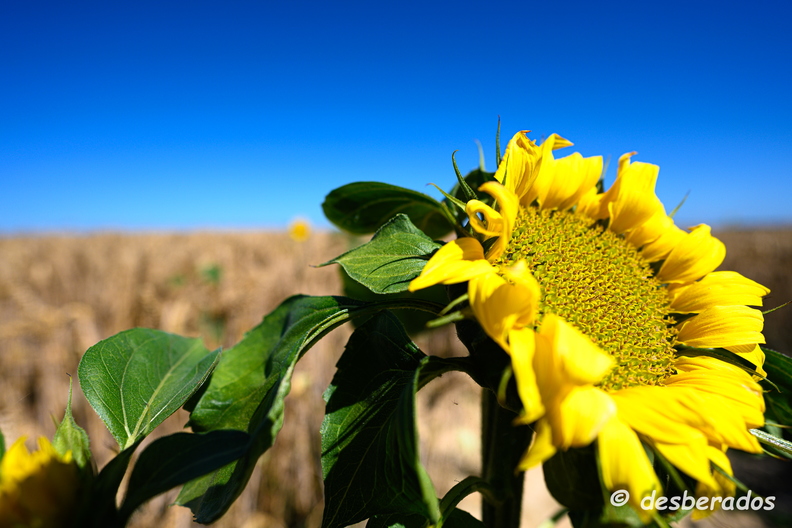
2,0,791,233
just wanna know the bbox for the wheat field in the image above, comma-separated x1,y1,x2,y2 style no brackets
1,228,790,527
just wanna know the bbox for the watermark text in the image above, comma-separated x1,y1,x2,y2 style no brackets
609,489,775,511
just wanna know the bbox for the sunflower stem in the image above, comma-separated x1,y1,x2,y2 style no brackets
481,389,528,528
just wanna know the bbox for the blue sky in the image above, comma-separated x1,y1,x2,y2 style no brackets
2,0,791,233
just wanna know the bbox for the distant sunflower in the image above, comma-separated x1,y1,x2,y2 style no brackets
409,131,768,517
0,436,79,528
289,217,311,242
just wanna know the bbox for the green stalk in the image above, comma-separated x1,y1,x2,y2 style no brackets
481,389,530,528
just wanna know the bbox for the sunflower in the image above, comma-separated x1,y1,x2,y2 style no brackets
0,436,80,528
409,130,769,518
289,217,312,242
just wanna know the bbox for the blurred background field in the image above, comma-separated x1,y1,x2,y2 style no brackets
1,227,791,527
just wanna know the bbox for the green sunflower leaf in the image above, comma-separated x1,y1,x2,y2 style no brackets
338,267,448,334
322,181,455,239
78,329,220,450
53,377,92,468
760,347,792,428
321,311,440,528
177,295,370,523
439,477,495,518
77,440,142,528
319,214,442,294
544,446,603,511
366,513,427,528
443,508,488,528
118,430,250,523
0,428,5,461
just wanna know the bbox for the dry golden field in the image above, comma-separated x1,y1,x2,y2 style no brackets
1,228,791,527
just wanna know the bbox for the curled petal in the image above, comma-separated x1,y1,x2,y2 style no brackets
657,225,726,284
477,181,519,260
408,238,493,291
669,271,770,313
676,305,765,348
466,199,503,237
493,131,542,203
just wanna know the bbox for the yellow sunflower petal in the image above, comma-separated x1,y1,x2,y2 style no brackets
611,387,713,445
671,355,764,394
535,314,614,386
477,181,519,260
657,225,726,284
653,438,718,489
466,199,503,237
501,260,541,327
624,207,687,262
510,327,544,423
604,152,664,234
641,224,688,263
598,415,660,519
692,445,736,520
671,393,762,452
548,386,615,448
625,206,668,248
670,356,765,418
668,271,770,313
622,368,764,453
676,305,765,348
725,343,767,378
1,437,35,481
408,238,493,291
469,272,539,349
494,131,542,203
538,152,603,211
518,419,556,469
523,134,562,206
576,185,607,220
0,436,80,526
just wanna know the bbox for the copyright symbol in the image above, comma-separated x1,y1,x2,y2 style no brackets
610,489,630,507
